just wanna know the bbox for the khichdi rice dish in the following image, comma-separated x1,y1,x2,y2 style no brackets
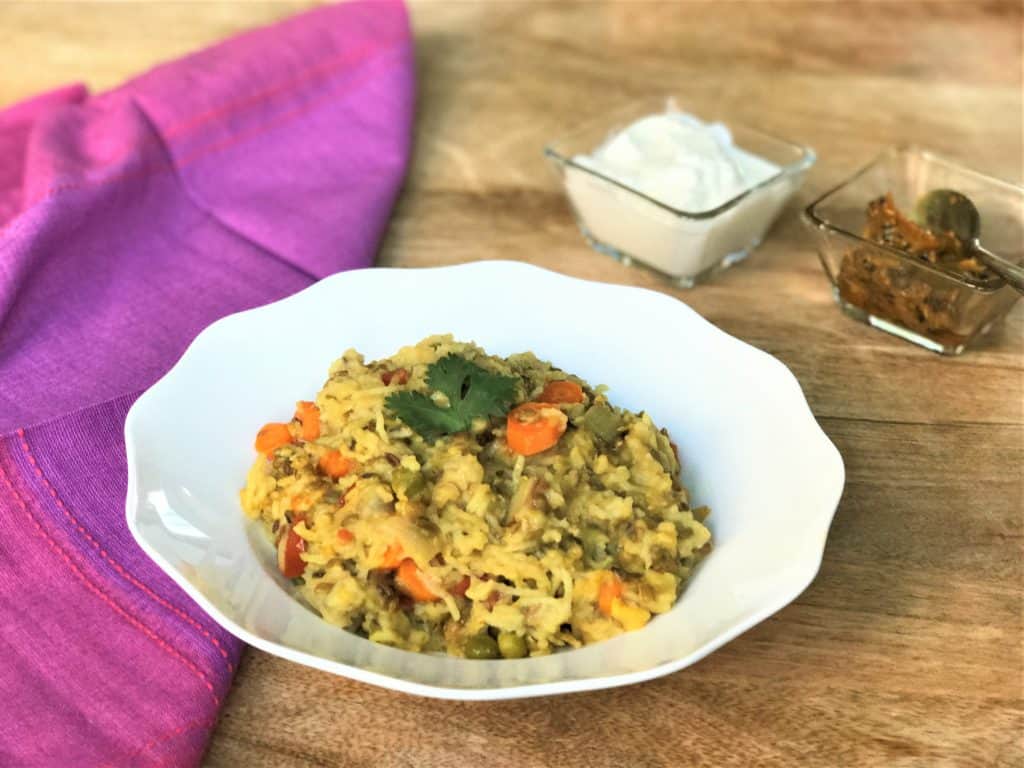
240,336,710,658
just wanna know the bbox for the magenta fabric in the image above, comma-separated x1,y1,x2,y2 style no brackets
0,2,414,765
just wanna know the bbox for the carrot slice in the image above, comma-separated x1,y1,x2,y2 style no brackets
395,558,442,602
540,380,584,404
377,542,404,571
337,528,354,544
597,574,624,616
255,422,293,455
506,403,568,456
294,400,321,441
319,450,356,479
277,523,306,579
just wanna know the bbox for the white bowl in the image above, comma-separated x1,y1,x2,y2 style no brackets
125,261,844,700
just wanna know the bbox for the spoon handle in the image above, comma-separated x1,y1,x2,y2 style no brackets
974,242,1024,294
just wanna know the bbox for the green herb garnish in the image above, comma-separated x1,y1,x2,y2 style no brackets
385,354,518,441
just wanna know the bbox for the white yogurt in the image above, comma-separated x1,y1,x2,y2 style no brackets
564,111,796,282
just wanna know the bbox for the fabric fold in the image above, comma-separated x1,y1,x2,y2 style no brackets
0,2,414,765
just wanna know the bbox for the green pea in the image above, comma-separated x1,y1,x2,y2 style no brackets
497,632,528,659
464,634,500,660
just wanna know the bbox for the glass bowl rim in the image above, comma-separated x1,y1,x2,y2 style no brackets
803,144,1023,293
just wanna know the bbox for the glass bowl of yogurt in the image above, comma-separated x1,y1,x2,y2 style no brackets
545,99,815,287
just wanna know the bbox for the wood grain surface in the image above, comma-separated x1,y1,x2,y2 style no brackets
4,2,1022,766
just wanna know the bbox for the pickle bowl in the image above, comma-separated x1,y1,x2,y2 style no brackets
803,146,1023,355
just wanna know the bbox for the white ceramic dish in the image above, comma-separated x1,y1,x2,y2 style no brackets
125,260,844,700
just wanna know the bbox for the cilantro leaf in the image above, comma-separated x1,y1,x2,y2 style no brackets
383,391,464,441
385,354,519,441
426,355,519,420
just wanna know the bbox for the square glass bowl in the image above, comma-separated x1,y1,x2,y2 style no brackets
804,146,1023,355
545,100,815,288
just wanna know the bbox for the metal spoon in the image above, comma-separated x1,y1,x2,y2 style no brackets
914,189,1024,293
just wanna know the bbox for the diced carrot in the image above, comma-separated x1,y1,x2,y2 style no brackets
255,422,293,455
381,368,409,386
294,400,321,441
377,542,404,571
337,528,354,544
395,558,442,602
319,450,356,479
450,575,471,597
540,380,584,404
597,574,624,616
506,403,568,456
277,524,306,579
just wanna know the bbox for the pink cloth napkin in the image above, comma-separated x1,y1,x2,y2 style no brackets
0,2,414,764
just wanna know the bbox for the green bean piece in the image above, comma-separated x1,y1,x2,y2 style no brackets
583,403,621,443
581,526,614,569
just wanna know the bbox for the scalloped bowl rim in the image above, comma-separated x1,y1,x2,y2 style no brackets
125,260,844,700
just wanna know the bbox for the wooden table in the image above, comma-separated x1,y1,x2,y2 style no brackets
6,2,1021,766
